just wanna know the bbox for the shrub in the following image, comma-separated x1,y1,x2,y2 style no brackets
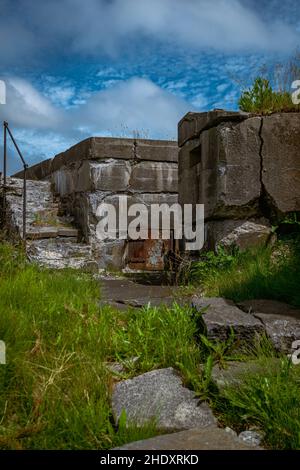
238,77,299,114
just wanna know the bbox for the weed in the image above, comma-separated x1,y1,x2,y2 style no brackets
239,77,300,114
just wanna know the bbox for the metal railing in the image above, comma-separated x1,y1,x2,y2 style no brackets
3,121,28,240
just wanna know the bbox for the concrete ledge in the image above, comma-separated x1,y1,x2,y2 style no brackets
178,109,250,147
13,137,178,180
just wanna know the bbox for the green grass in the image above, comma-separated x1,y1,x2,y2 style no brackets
0,242,207,449
2,241,300,449
187,236,300,307
213,354,300,450
239,77,300,114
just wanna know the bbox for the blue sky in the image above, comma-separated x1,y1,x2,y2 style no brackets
0,0,299,174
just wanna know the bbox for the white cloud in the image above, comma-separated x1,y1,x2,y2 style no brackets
0,76,191,172
3,78,63,130
44,85,76,107
0,0,297,66
73,77,191,139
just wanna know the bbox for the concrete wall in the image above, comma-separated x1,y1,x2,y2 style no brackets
16,137,178,270
178,110,300,251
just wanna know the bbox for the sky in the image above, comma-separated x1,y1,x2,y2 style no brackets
0,0,299,174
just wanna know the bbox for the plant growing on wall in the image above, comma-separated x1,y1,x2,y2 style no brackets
238,77,300,114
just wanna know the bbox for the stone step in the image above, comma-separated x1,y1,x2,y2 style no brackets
27,238,98,271
26,226,79,240
2,177,95,271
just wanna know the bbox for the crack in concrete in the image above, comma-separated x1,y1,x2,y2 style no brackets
258,116,280,221
258,117,265,200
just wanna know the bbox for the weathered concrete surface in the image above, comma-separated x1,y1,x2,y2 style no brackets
191,297,265,343
77,191,178,270
26,226,79,240
112,367,216,432
115,426,261,450
178,111,300,255
100,278,180,309
16,136,179,272
2,178,57,234
91,160,131,191
52,162,178,198
238,299,300,353
179,117,262,220
1,177,97,270
178,110,250,147
261,113,300,215
130,161,178,193
14,137,178,179
205,218,272,251
27,238,98,270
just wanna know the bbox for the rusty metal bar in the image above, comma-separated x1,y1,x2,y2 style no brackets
3,121,28,242
23,166,27,241
3,121,7,186
4,122,27,167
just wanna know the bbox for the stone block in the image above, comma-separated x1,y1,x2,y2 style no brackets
178,118,261,219
178,109,250,147
205,218,272,251
112,367,216,432
191,297,265,343
261,113,300,215
130,161,178,192
51,138,93,172
52,168,75,196
14,158,52,180
92,239,126,270
135,139,178,162
238,299,300,353
90,160,131,191
93,137,134,160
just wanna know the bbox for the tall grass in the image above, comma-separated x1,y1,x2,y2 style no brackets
0,243,205,449
189,237,300,307
2,241,300,449
214,355,300,449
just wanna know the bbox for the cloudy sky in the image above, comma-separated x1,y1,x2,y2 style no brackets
0,0,299,174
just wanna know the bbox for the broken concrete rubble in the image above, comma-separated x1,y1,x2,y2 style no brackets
112,367,216,432
191,296,265,344
205,218,272,251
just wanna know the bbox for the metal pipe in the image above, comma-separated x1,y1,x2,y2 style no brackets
3,121,7,186
3,122,28,244
23,165,27,242
5,122,26,167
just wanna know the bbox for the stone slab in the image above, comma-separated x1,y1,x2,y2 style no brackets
178,109,250,147
238,299,300,352
112,367,216,432
115,425,261,450
130,161,178,193
178,118,262,219
191,297,265,343
261,113,300,214
205,218,272,251
135,139,178,163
